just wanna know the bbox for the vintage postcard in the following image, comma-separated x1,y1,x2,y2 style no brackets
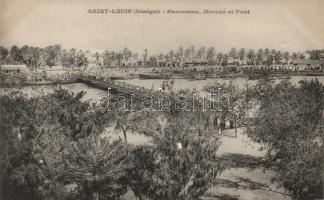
0,0,323,199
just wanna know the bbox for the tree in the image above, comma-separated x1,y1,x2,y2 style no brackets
206,47,216,65
247,79,324,200
70,48,77,67
122,47,132,61
43,45,62,67
256,48,264,65
143,49,148,67
75,50,87,67
222,54,228,66
177,46,184,59
0,46,9,64
0,89,115,200
264,48,270,64
247,49,256,64
216,53,223,65
103,50,111,67
283,51,290,63
65,135,129,200
168,50,174,62
0,91,50,200
238,48,245,61
20,46,41,69
9,45,23,64
269,49,277,64
291,52,298,60
61,49,74,68
274,50,282,64
204,81,246,136
229,47,237,59
148,56,158,68
196,47,206,60
129,117,224,200
184,48,191,60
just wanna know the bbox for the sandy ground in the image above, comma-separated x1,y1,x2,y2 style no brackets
112,128,292,200
204,129,292,200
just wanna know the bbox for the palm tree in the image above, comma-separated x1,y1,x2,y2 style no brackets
216,53,223,66
66,135,128,200
247,49,256,65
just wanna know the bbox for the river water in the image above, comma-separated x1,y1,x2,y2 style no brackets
1,76,323,100
122,76,324,90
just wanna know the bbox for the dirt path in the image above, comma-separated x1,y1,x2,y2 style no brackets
204,129,292,200
107,127,293,200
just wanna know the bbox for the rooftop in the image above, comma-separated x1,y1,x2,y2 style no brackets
1,64,29,71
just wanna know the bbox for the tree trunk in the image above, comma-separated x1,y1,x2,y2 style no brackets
234,117,237,138
123,130,128,151
93,191,99,200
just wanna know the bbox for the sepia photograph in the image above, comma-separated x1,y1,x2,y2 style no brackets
0,0,324,199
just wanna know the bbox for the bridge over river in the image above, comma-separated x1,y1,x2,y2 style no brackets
77,75,165,97
77,75,240,131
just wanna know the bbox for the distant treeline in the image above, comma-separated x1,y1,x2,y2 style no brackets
0,45,86,69
0,45,323,69
306,49,324,60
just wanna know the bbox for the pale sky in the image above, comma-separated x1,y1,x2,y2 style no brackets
0,0,323,54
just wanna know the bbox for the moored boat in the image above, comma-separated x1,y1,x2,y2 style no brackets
109,75,134,80
139,73,171,79
189,73,206,80
305,72,324,76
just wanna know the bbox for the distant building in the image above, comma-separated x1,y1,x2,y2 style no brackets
319,53,324,61
304,52,311,60
85,50,105,68
42,65,67,77
227,57,244,65
0,65,30,77
121,55,139,67
184,60,208,67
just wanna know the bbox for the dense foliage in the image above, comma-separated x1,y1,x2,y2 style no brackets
1,45,320,69
0,88,224,200
128,116,224,200
247,78,324,200
0,89,124,200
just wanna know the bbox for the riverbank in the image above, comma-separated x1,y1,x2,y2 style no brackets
2,75,324,99
2,71,324,89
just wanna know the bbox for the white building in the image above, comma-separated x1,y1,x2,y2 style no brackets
85,50,105,68
0,65,30,77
